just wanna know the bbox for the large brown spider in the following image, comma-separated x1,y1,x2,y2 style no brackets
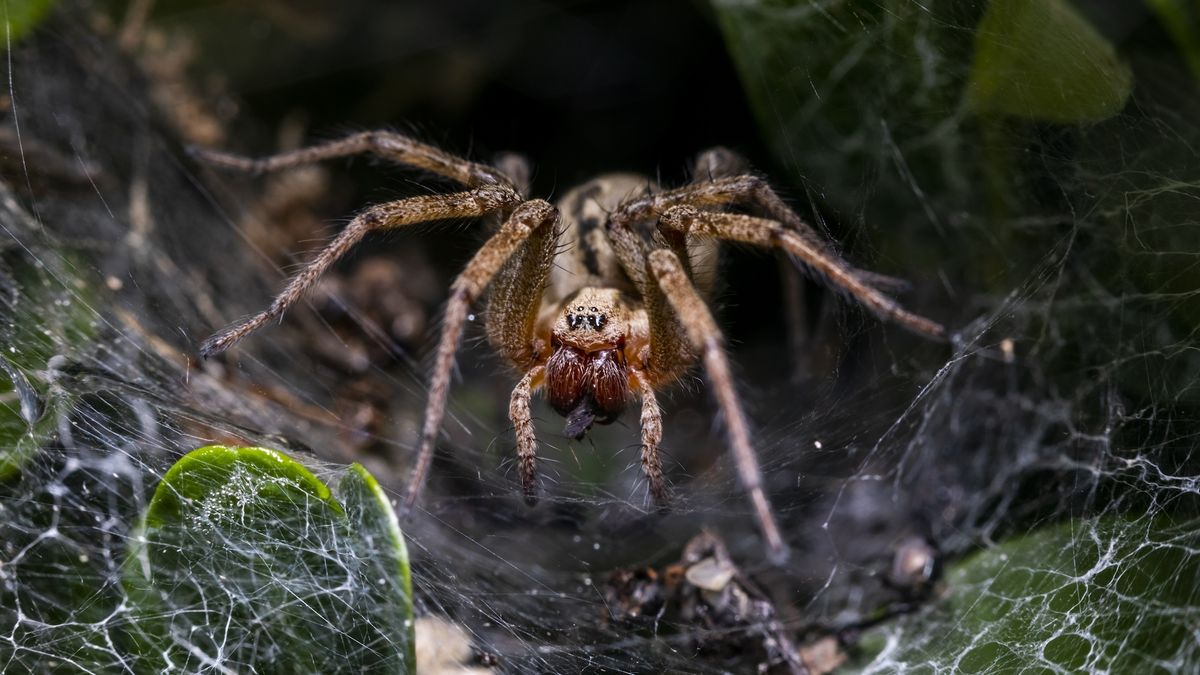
196,131,945,561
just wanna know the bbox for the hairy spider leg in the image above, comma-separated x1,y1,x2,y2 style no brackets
198,187,522,356
596,194,691,509
616,175,947,340
192,130,513,189
509,365,545,503
404,200,560,513
195,129,528,356
657,206,945,338
632,374,666,506
488,196,561,503
195,133,559,512
647,248,789,563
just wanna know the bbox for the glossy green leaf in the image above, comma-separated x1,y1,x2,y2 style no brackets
340,463,417,670
850,516,1200,672
124,445,415,674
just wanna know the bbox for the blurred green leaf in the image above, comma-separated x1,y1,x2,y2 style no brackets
850,516,1200,672
124,445,415,674
711,0,1200,396
968,0,1132,122
710,0,987,278
1,0,54,43
1146,0,1200,79
713,4,1200,669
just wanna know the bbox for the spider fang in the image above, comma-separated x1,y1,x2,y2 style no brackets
546,344,628,431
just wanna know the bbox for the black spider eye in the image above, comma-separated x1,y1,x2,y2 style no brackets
567,314,577,328
595,315,606,329
590,307,597,312
587,315,598,329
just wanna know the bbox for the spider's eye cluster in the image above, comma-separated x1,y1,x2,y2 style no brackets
566,306,607,331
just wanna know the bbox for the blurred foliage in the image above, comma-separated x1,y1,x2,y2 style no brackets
1147,0,1200,78
713,0,1200,669
1,0,55,43
124,445,415,673
712,0,1200,408
968,0,1131,122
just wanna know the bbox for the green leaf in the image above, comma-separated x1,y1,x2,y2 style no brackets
0,248,95,480
1,0,54,43
0,390,57,483
123,445,415,674
0,355,43,482
339,463,417,670
850,516,1200,672
1146,0,1200,80
968,0,1132,122
709,1,988,274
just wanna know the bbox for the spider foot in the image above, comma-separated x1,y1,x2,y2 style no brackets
522,486,539,507
187,145,267,175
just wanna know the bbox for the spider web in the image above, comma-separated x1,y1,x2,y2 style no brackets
712,0,1200,671
1,2,1198,674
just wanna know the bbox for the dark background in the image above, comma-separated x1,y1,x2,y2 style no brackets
193,0,765,180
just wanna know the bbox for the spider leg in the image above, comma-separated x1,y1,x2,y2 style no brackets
483,193,558,502
691,146,748,182
192,130,514,189
199,186,521,356
602,198,690,504
633,373,668,507
603,201,695,383
613,174,945,339
485,194,559,369
658,206,945,338
403,199,560,513
646,247,788,562
509,364,545,504
691,149,810,379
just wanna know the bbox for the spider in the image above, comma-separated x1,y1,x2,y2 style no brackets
195,131,945,562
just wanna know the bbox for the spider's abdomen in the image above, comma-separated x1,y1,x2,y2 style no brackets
546,174,654,302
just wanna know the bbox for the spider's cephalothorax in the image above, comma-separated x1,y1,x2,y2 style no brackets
196,132,946,562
